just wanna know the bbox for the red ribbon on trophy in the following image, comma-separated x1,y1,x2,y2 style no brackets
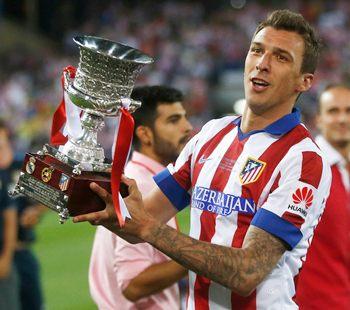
51,66,133,227
50,66,77,146
111,108,134,227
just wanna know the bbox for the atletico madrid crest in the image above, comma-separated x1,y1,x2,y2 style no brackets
239,157,266,185
59,173,70,191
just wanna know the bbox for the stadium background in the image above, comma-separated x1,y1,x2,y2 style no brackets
0,0,349,309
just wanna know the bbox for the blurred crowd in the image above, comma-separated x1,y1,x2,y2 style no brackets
1,0,350,153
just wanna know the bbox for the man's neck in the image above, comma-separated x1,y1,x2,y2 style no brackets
331,141,350,164
241,105,293,133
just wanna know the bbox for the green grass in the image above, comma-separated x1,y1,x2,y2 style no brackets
33,207,190,309
33,212,97,310
176,207,191,234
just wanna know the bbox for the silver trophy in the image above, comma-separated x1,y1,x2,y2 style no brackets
62,36,153,169
11,36,154,223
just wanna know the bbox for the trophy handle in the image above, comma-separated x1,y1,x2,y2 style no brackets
63,71,141,115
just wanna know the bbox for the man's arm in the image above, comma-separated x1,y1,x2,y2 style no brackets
0,208,17,278
143,187,179,222
122,261,187,302
139,222,286,296
73,177,178,236
74,178,287,296
120,178,287,296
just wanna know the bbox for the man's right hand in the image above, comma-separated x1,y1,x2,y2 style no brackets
73,174,178,244
73,178,144,244
73,182,120,234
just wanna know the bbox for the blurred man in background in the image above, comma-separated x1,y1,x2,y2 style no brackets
89,85,192,309
0,119,45,310
296,84,350,309
0,120,19,310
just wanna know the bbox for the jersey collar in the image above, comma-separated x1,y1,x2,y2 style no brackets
233,108,301,140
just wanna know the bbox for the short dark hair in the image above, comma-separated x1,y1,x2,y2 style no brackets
130,85,184,150
253,9,321,74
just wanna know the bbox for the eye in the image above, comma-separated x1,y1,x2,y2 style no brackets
327,108,339,115
250,46,263,54
167,116,181,124
276,54,288,62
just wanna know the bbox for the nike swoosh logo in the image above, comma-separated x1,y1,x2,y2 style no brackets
198,155,212,164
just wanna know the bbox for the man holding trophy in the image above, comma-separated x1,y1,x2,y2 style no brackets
73,10,332,309
11,35,154,225
12,9,333,309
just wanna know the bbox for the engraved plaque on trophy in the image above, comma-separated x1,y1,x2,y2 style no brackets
11,36,153,223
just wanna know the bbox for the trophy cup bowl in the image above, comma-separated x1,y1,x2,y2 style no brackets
11,36,154,223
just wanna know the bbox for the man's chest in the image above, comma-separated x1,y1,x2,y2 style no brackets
191,143,273,204
188,152,272,242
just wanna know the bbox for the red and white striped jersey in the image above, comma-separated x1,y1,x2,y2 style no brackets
154,109,331,309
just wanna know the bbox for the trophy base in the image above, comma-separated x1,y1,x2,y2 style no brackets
13,150,128,223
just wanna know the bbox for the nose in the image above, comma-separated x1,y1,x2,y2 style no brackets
183,118,193,134
338,111,347,124
256,53,271,73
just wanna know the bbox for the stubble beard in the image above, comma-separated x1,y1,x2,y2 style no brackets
153,134,180,165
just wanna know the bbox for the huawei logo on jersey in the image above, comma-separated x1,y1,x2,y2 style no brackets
285,186,314,228
292,187,313,208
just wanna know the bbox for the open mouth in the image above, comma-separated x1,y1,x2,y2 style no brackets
251,78,270,91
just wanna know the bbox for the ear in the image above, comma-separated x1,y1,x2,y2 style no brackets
295,73,314,93
135,126,153,146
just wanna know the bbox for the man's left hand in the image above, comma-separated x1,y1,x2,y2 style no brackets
73,175,156,242
120,175,158,240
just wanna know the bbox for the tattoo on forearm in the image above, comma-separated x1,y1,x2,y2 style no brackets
145,224,286,294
